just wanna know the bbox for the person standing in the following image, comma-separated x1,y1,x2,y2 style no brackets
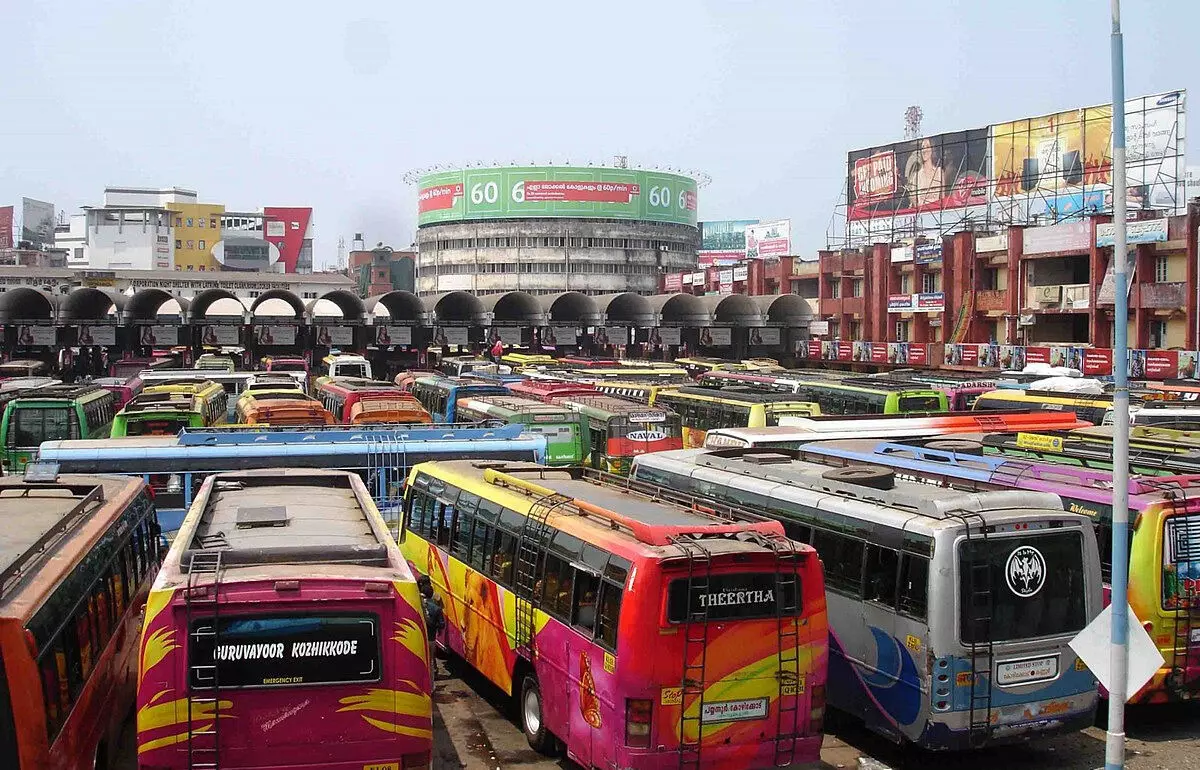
417,575,445,681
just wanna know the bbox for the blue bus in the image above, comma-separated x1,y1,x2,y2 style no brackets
410,374,509,422
36,423,546,537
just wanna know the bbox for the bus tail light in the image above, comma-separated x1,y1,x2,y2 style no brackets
810,683,826,733
625,698,652,747
401,749,431,769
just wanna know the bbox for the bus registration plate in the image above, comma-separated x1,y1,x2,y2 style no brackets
364,764,399,770
700,697,769,724
996,655,1059,685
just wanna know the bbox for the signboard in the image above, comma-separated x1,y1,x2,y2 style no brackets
488,326,522,346
651,327,681,346
15,325,55,346
1095,218,1169,247
254,325,296,346
916,292,945,312
1070,604,1164,702
888,294,914,311
681,273,694,286
77,325,116,346
0,206,12,250
594,327,626,346
809,320,830,335
700,219,757,266
547,327,578,346
699,327,732,347
316,325,353,346
733,264,749,282
135,325,177,348
1022,222,1090,255
1016,432,1065,452
890,246,913,263
20,197,55,247
433,327,469,347
749,327,780,346
976,234,1007,252
373,326,413,347
907,344,928,366
915,243,943,264
664,273,684,292
691,271,706,285
417,167,698,227
1145,350,1179,379
1083,348,1113,376
745,220,790,259
199,325,239,346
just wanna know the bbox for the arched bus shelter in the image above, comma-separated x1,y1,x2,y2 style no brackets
751,293,815,358
248,290,305,362
477,291,545,350
307,290,367,360
541,292,601,352
365,290,429,377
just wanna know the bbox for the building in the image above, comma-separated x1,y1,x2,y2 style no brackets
413,165,700,296
264,206,314,273
348,235,415,297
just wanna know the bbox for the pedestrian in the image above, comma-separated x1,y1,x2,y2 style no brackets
490,337,504,364
417,575,445,681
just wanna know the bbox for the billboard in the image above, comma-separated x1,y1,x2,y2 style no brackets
749,328,780,346
699,327,732,347
200,325,240,346
137,325,178,348
374,326,413,346
253,325,296,346
316,325,353,346
546,327,578,346
745,220,790,259
433,327,469,347
77,325,116,346
263,207,313,273
15,325,56,346
417,167,698,227
21,198,55,247
699,219,757,266
0,206,12,250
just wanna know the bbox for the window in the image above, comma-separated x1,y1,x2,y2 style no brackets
198,240,205,250
851,279,863,298
1150,320,1168,349
895,321,909,342
900,273,913,293
175,217,182,227
863,544,899,607
828,280,840,299
572,571,601,632
210,218,218,229
921,272,939,294
897,554,929,619
186,218,193,227
1155,255,1169,283
186,265,194,272
8,407,76,447
595,581,622,650
198,218,206,228
175,240,182,249
186,240,194,249
814,531,863,596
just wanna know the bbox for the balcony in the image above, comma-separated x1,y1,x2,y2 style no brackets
1026,283,1089,312
976,290,1008,312
1136,282,1187,310
841,297,865,316
819,298,843,316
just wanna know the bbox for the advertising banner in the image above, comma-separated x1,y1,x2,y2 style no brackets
547,327,578,346
433,327,469,347
596,327,627,346
907,344,928,366
852,341,871,362
1096,218,1169,247
997,345,1024,371
1083,348,1113,376
254,325,296,346
807,340,823,358
1049,346,1085,370
1097,248,1138,304
915,243,943,264
681,273,694,286
653,327,681,346
809,320,830,335
374,326,413,347
871,343,888,363
1022,222,1091,255
890,246,913,263
916,292,945,312
20,198,55,247
733,264,749,282
886,342,909,364
699,327,732,347
1179,351,1199,379
745,220,791,259
1024,346,1051,365
749,327,780,346
199,325,239,346
698,253,741,269
135,325,176,348
77,325,116,346
821,341,837,360
15,325,56,347
1145,350,1179,380
691,271,706,285
700,220,758,266
977,343,1000,368
0,205,12,250
664,273,684,292
718,279,732,295
488,327,522,346
316,325,353,346
417,167,698,227
837,341,853,362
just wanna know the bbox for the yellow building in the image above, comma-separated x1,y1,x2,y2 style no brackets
168,202,225,271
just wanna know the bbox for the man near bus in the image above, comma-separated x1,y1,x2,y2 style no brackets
418,574,445,680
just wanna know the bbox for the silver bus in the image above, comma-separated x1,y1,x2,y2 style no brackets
631,447,1102,751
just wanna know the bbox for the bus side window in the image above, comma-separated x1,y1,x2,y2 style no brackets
434,489,459,548
897,554,930,620
863,544,899,608
782,520,812,544
451,492,479,558
815,530,864,597
595,579,622,650
572,570,601,632
469,521,493,573
539,553,571,619
408,490,434,538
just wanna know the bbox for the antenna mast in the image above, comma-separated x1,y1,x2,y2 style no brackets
904,106,924,140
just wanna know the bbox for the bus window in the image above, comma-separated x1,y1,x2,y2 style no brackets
899,395,944,412
897,554,929,620
595,580,622,650
816,531,865,597
863,544,899,607
572,571,600,633
11,407,76,446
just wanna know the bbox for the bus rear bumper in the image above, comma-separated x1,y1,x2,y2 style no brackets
616,736,822,769
919,706,1096,751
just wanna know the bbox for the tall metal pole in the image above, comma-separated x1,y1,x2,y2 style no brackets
1107,1,1131,768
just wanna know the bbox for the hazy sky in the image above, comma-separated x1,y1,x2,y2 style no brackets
2,0,1196,267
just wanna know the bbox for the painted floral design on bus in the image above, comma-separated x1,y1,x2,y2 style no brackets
579,650,603,729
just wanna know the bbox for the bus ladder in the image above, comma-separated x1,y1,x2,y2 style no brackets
671,537,713,770
1163,486,1200,695
368,435,407,538
513,494,570,655
750,531,803,767
958,512,994,747
186,550,224,770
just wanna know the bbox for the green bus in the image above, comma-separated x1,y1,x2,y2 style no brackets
788,376,948,416
110,388,227,437
455,394,589,466
1,384,116,472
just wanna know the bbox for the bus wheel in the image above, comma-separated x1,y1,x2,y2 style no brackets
520,673,554,755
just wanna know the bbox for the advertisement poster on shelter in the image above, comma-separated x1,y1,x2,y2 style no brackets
374,326,412,347
433,327,469,347
77,325,116,346
749,327,780,346
1083,348,1113,376
699,327,731,347
315,325,353,346
254,325,296,346
546,327,578,346
200,325,239,346
651,327,681,347
15,325,56,347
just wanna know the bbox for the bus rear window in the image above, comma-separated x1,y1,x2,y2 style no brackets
271,362,307,372
189,614,380,688
8,407,77,446
667,572,798,623
127,418,189,436
899,395,944,412
337,364,368,378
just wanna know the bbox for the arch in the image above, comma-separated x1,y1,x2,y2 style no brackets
542,292,601,325
60,287,127,322
250,289,305,319
429,291,485,325
191,289,247,320
647,293,711,326
751,293,815,326
127,288,190,321
305,289,366,321
366,291,428,324
596,292,654,327
700,294,765,326
478,291,546,325
0,287,56,320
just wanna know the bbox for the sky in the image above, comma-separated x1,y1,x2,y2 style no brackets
2,0,1197,268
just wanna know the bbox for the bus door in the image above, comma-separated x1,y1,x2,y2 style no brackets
563,565,603,768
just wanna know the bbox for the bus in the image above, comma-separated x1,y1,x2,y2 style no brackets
0,359,51,380
111,356,177,381
437,356,512,377
321,353,372,381
141,379,228,419
674,357,755,379
246,372,305,392
0,469,160,770
790,439,1200,705
38,423,547,536
976,430,1200,477
410,375,508,423
1,385,116,473
260,355,310,389
0,377,60,416
316,377,417,423
508,379,598,402
572,367,692,383
973,390,1114,425
701,411,1094,450
91,376,143,411
654,387,822,448
632,448,1102,749
195,353,236,373
136,468,433,769
869,374,996,411
139,370,254,420
552,355,622,369
236,393,335,427
499,352,556,369
787,377,948,415
400,460,828,768
347,398,433,425
110,389,228,437
456,395,588,465
592,380,675,405
553,395,682,475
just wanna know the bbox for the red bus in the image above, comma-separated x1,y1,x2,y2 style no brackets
92,375,145,411
508,379,598,403
0,470,160,770
316,377,428,424
137,468,433,770
401,460,828,769
261,356,310,390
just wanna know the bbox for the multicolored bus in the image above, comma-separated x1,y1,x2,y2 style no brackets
320,353,372,382
789,377,948,415
792,438,1200,705
401,460,828,768
137,468,433,769
0,470,160,770
236,393,335,426
573,367,692,384
633,448,1102,749
1,385,116,473
90,376,144,411
110,388,228,437
409,375,508,423
508,379,598,402
977,430,1200,477
456,395,589,465
316,377,419,423
655,387,821,448
553,395,683,475
260,355,310,389
0,377,59,415
137,379,228,423
345,398,432,425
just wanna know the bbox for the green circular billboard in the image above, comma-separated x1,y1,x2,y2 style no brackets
417,166,698,227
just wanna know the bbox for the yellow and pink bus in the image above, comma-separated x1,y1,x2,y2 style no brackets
401,460,828,769
137,468,433,769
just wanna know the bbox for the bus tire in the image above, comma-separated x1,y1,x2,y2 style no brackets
925,439,983,454
520,672,554,755
820,465,894,490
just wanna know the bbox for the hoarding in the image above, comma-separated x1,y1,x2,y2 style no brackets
433,327,469,347
809,320,829,335
417,167,698,227
699,328,731,347
915,243,943,264
374,326,413,346
650,327,681,347
20,198,55,247
137,325,178,348
316,325,353,346
664,273,683,292
15,325,56,346
749,328,780,346
77,325,116,346
1096,218,1168,246
254,325,296,346
733,264,749,282
199,325,239,346
699,219,757,265
745,220,790,259
488,327,522,345
546,327,578,346
0,206,12,250
595,327,627,346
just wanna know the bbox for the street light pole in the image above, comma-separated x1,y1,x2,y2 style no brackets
1107,1,1131,769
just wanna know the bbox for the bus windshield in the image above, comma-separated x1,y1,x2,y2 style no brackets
900,394,946,412
125,417,190,436
335,363,369,378
9,406,76,445
269,361,308,372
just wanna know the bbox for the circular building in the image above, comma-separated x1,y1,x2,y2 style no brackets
414,166,700,297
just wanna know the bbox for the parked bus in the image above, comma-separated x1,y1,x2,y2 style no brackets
572,367,692,383
320,353,372,381
110,388,228,437
973,390,1115,425
592,380,676,405
437,356,512,377
868,374,996,411
674,357,756,379
499,352,556,369
316,377,417,423
791,438,1200,705
139,370,254,420
236,392,335,427
245,372,305,392
552,355,622,369
347,398,433,426
508,379,598,402
977,430,1200,477
0,469,159,770
632,448,1102,749
409,375,508,423
0,359,51,380
38,423,547,536
194,353,236,373
90,376,143,411
0,377,59,415
553,395,682,475
401,460,828,767
141,378,228,419
456,395,588,465
111,356,177,381
654,387,822,448
1,385,116,473
137,468,433,769
788,377,948,415
260,355,310,389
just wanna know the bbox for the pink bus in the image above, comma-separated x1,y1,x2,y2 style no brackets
137,468,433,769
92,375,144,411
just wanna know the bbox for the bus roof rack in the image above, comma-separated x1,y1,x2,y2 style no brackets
0,481,106,599
177,422,518,445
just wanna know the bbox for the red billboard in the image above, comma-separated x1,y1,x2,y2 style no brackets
1144,350,1179,379
1025,347,1051,365
1083,349,1113,376
264,207,312,273
908,344,928,366
837,342,853,362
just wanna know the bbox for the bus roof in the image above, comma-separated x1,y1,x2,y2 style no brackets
121,392,202,413
459,395,576,418
10,384,105,403
665,386,819,405
322,353,369,364
557,394,673,420
319,377,402,392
